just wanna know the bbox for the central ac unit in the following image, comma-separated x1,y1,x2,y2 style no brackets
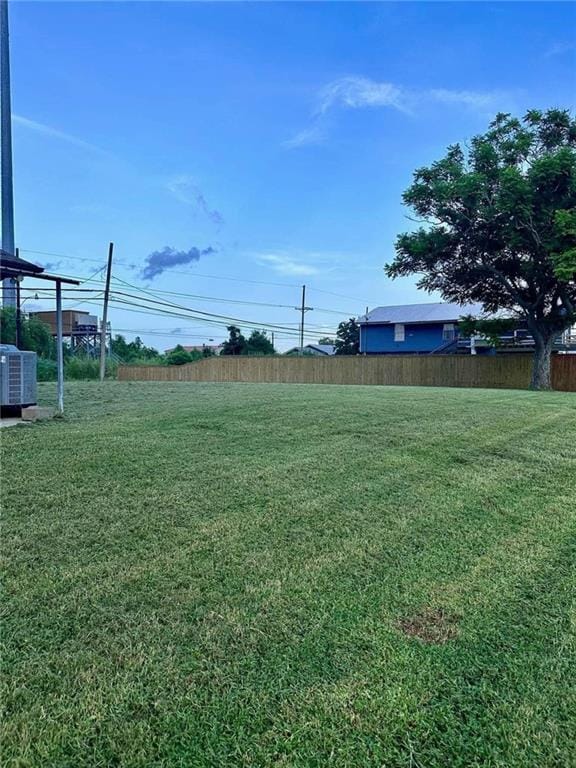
0,344,38,408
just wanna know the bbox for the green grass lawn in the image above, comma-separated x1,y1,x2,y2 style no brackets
2,381,576,767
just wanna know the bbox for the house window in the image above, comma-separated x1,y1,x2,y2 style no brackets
443,323,456,341
394,323,405,342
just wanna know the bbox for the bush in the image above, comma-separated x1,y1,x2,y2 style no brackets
165,345,194,365
34,357,119,382
65,358,117,380
127,356,163,367
37,358,57,382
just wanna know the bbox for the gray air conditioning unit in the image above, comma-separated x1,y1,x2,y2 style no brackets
0,345,37,408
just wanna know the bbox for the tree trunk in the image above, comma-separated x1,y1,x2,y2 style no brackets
530,333,555,390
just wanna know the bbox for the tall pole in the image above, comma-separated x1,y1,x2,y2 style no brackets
14,274,20,346
99,242,114,381
14,244,21,345
300,284,306,353
56,280,64,413
1,0,17,307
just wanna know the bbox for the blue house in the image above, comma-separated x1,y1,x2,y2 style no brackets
359,302,486,355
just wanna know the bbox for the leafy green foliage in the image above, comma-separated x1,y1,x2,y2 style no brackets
551,208,576,281
386,109,576,389
0,307,55,358
220,325,247,355
111,334,159,363
458,315,519,346
220,326,276,355
164,344,196,365
36,358,58,382
64,358,117,380
3,381,576,766
246,330,275,355
318,336,335,345
334,317,360,355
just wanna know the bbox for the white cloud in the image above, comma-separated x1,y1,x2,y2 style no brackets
257,253,321,277
317,76,503,115
282,124,325,149
428,88,502,109
165,175,224,226
285,76,507,148
543,42,575,59
318,76,409,114
13,114,111,156
165,174,197,205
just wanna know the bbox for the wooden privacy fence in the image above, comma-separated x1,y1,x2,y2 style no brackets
119,354,576,391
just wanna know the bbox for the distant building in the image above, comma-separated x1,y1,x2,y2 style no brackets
30,310,98,337
285,343,336,356
30,310,101,357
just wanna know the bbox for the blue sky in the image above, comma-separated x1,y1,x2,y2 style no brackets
9,1,576,350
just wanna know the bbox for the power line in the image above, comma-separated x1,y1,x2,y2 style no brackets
111,273,356,316
19,263,345,343
108,290,316,332
19,248,302,289
19,265,358,316
22,288,338,334
54,297,320,340
19,247,370,305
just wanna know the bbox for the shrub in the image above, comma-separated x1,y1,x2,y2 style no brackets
165,345,193,365
65,358,117,380
37,358,57,382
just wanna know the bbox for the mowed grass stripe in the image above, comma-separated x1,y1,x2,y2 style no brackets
1,382,575,767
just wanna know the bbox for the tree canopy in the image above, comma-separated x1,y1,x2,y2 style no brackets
0,307,55,358
334,318,360,355
220,326,248,356
220,326,276,356
386,109,576,389
111,334,159,363
164,344,195,366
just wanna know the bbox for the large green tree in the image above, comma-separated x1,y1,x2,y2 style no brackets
334,318,360,355
220,326,276,356
220,326,247,356
111,334,159,362
246,330,275,356
386,109,576,390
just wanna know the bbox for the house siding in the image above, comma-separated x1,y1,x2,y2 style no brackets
360,323,451,354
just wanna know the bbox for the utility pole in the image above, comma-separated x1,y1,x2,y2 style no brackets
1,0,17,307
296,284,313,355
56,280,64,413
300,284,306,352
14,246,21,346
99,242,114,382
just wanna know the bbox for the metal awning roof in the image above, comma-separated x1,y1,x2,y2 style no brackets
0,250,79,284
0,248,44,274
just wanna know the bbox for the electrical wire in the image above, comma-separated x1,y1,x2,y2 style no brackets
19,247,370,304
18,259,349,343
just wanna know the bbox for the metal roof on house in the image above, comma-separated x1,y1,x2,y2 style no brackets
307,344,336,355
359,302,486,325
285,343,336,356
